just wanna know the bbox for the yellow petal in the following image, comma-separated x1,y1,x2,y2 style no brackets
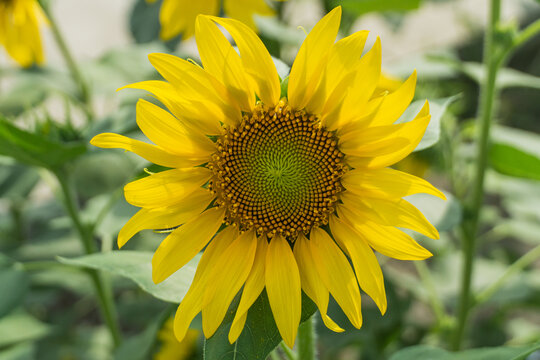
120,80,224,135
210,17,280,107
339,213,432,260
336,38,382,126
223,0,274,30
348,101,431,169
288,7,341,110
136,99,215,157
329,215,387,314
342,167,446,200
340,194,439,239
202,230,258,338
173,226,237,341
152,207,225,283
90,133,192,168
294,233,344,333
369,70,417,127
148,53,242,125
159,0,219,40
309,227,362,328
195,15,255,112
229,236,268,343
117,188,214,248
265,234,301,348
124,168,212,208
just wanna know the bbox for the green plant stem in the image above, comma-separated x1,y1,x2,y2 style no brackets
510,18,540,55
280,342,297,360
54,169,122,347
414,262,448,325
270,350,282,360
476,244,540,304
452,0,501,351
40,2,93,121
298,316,316,360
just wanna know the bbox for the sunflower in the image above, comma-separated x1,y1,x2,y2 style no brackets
146,0,285,40
0,0,45,67
91,7,445,348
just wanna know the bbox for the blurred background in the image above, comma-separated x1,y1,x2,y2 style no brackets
0,0,539,359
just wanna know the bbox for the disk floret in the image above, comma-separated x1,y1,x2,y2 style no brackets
209,99,345,239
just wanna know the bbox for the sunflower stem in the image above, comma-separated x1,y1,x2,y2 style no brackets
298,316,317,360
40,0,94,122
452,0,501,350
280,342,297,360
53,168,122,347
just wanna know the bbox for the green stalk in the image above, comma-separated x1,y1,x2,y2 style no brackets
476,244,540,304
452,0,501,350
40,1,94,121
54,168,122,347
280,342,297,360
298,316,317,360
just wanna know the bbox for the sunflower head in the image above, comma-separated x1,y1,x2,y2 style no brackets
91,6,445,349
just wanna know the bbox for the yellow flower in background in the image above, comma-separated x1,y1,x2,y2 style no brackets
91,7,445,348
147,0,285,40
0,0,45,67
154,319,199,360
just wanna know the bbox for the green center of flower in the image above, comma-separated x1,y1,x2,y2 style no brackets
210,100,345,238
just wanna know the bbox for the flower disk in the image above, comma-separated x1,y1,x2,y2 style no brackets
211,100,344,238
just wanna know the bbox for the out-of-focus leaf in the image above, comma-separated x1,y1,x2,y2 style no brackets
255,16,305,46
397,95,459,152
204,291,317,360
443,60,540,89
489,143,540,181
272,56,291,81
114,307,171,360
0,119,86,170
73,152,137,198
0,164,40,199
390,342,540,360
0,312,51,347
129,0,180,50
406,191,461,232
0,68,74,116
0,266,29,318
0,342,35,360
58,251,199,303
30,268,93,296
492,125,540,158
339,0,422,15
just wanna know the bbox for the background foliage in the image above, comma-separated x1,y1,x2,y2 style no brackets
0,0,539,359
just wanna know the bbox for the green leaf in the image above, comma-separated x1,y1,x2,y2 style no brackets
114,307,172,360
0,266,30,318
58,251,199,303
397,95,459,152
390,342,540,360
490,143,540,181
389,345,449,360
0,342,35,360
340,0,422,16
204,291,317,360
0,312,51,347
0,119,86,170
0,164,40,200
447,61,540,89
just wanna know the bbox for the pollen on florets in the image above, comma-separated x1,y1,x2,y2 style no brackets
209,99,345,239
